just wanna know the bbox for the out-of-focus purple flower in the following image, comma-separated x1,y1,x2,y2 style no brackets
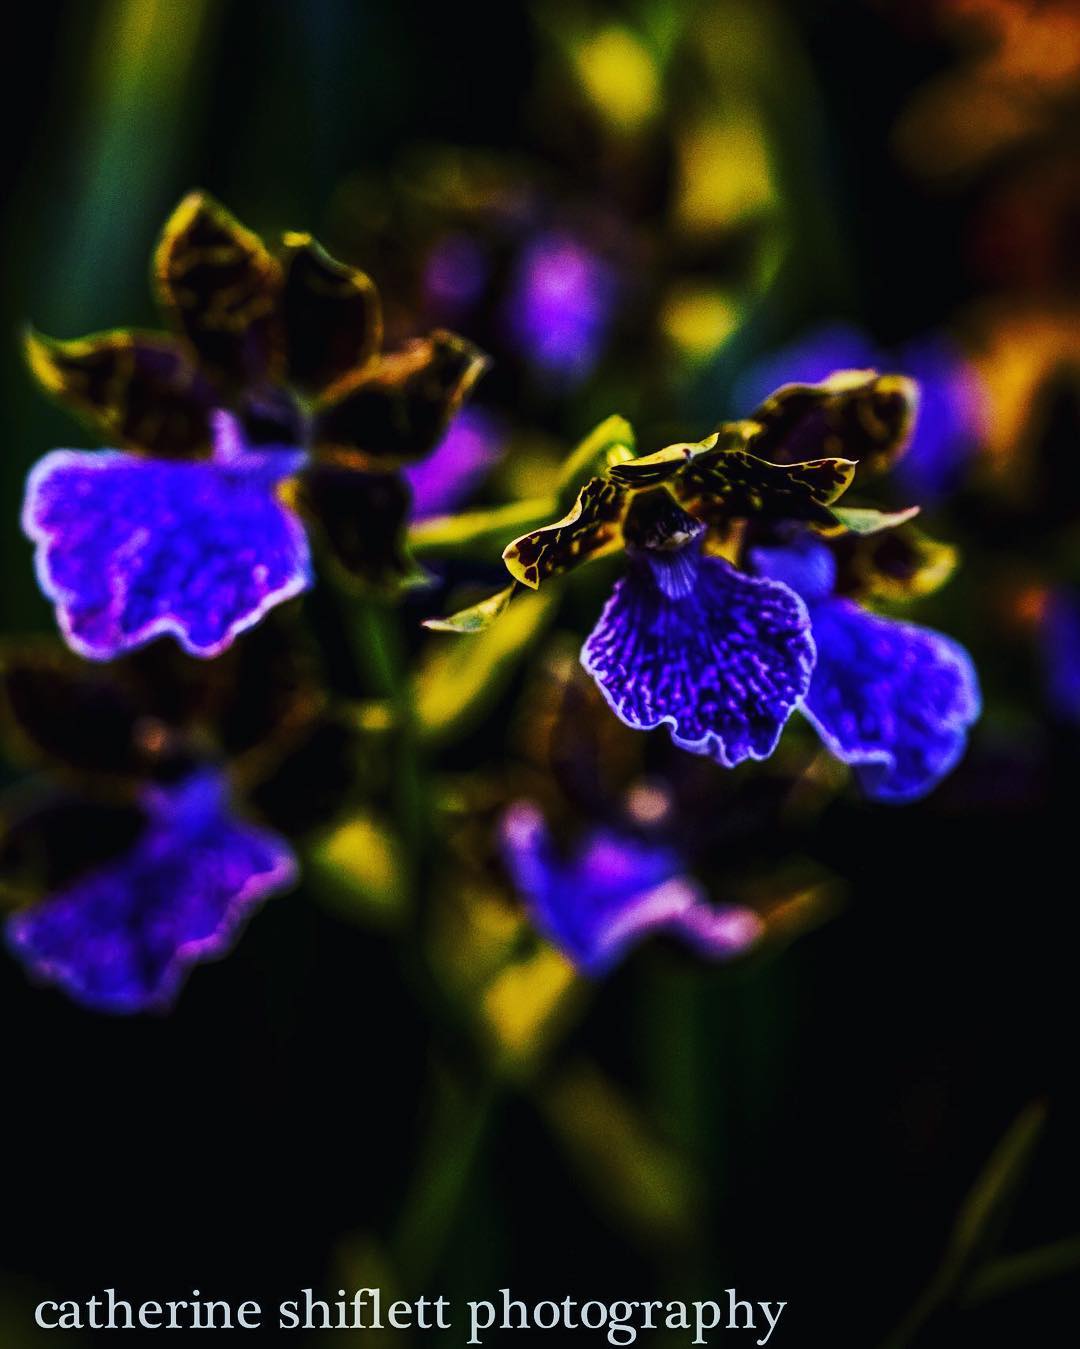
404,406,504,521
896,337,987,500
1041,588,1080,723
734,324,879,403
504,231,619,382
423,233,491,320
500,801,761,973
582,531,815,768
752,537,981,802
23,417,311,661
733,322,987,500
5,771,296,1013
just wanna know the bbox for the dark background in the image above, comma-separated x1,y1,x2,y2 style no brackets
1,2,1077,1344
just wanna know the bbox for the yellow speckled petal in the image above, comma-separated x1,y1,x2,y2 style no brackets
24,327,216,458
503,475,631,588
750,370,919,476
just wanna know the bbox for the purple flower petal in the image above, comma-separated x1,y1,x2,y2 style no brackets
5,772,297,1013
404,406,503,521
748,536,838,603
732,322,880,412
501,802,760,973
895,336,987,501
800,598,981,803
1042,588,1080,723
504,231,618,383
581,551,815,767
23,447,311,660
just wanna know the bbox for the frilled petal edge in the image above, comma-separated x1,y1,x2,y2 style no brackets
801,597,981,802
501,803,761,974
581,553,815,767
23,448,312,661
5,772,297,1013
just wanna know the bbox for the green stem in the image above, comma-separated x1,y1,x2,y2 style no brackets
390,1068,501,1284
349,598,424,870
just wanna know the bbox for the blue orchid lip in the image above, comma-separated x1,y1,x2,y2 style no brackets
581,538,816,769
501,801,762,974
403,406,503,522
5,770,297,1014
23,443,312,662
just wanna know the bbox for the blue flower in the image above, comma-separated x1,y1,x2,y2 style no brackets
581,519,816,768
23,191,486,662
752,537,981,802
500,801,761,973
500,412,864,768
6,770,296,1013
24,417,310,661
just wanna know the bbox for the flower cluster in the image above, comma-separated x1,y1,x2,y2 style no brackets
490,370,981,804
4,192,983,1014
23,192,487,660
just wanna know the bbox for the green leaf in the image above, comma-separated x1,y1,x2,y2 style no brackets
829,504,921,535
964,1236,1080,1306
422,584,516,634
408,497,557,561
944,1100,1048,1281
880,1100,1048,1349
415,589,556,741
537,1061,702,1247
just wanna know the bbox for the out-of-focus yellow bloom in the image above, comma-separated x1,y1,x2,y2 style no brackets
482,946,577,1060
572,26,661,132
309,814,407,928
428,874,582,1073
676,115,775,233
661,284,740,361
968,305,1080,472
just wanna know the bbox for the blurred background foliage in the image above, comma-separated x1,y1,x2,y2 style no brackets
2,1,1080,1345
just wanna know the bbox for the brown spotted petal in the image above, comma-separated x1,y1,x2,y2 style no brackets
280,233,382,398
0,647,187,782
670,437,856,527
503,476,630,588
608,443,694,489
834,523,958,602
154,190,283,387
750,370,918,476
24,329,216,458
189,610,325,764
313,330,489,465
293,461,413,591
